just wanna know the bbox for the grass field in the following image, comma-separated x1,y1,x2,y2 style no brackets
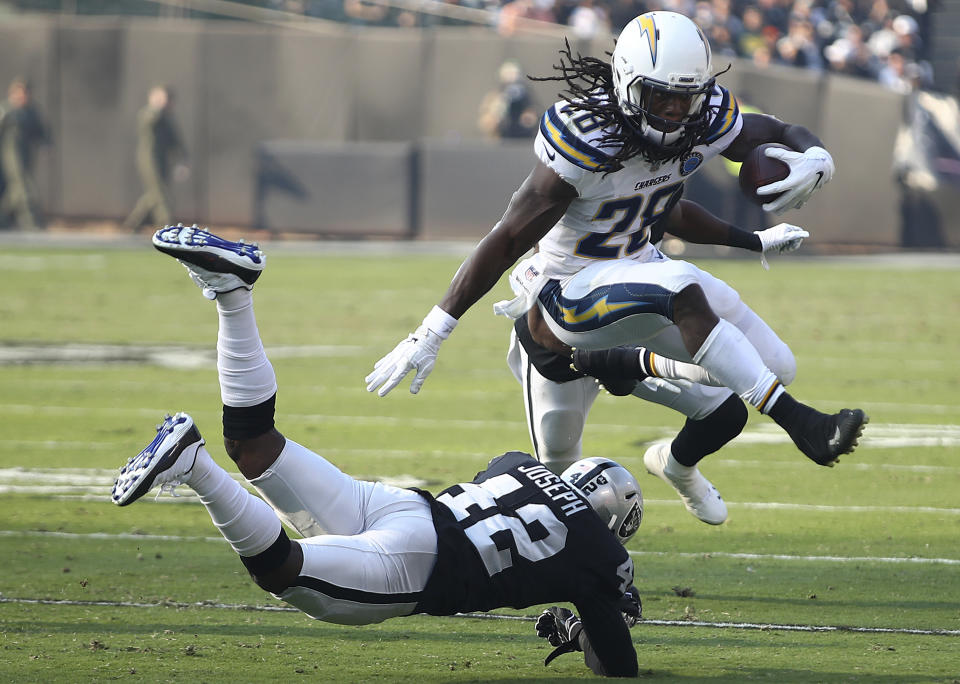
1,243,958,682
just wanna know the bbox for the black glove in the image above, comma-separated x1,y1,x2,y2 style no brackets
618,586,642,628
535,607,583,666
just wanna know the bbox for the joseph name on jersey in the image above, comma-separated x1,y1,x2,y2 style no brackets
534,85,742,280
413,452,632,617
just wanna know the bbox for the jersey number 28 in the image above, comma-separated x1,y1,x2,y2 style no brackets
575,182,682,260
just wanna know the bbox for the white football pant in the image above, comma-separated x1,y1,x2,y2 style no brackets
539,254,796,384
511,262,795,473
249,439,438,625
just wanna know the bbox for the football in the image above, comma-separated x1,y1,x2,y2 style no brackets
738,142,791,206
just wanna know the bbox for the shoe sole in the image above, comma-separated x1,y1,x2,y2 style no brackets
819,409,870,467
153,228,263,285
112,416,203,506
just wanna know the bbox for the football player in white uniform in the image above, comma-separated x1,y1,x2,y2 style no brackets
116,226,644,677
367,11,867,470
508,196,809,525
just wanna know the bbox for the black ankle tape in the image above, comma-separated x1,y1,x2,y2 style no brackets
222,394,276,440
239,529,292,576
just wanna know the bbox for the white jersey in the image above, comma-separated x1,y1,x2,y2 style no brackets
533,85,743,280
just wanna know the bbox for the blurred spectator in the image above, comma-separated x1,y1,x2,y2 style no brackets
343,0,391,25
737,5,768,57
278,0,940,95
891,84,960,247
824,23,880,79
755,0,790,35
123,85,188,233
780,16,824,70
879,47,915,93
608,0,647,36
608,0,648,34
567,0,611,39
497,0,536,35
477,60,539,139
0,77,50,231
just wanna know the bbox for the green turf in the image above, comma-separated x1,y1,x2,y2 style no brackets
1,247,958,682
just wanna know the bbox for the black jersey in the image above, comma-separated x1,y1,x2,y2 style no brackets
414,451,637,676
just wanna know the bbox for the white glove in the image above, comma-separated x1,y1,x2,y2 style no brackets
757,145,834,214
365,306,457,397
756,222,809,254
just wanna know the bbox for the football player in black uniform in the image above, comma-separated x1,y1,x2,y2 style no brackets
112,225,643,677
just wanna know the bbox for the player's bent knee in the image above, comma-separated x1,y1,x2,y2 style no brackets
223,428,287,479
766,343,797,385
538,409,585,473
244,534,303,595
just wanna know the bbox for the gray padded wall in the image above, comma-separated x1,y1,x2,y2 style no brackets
732,62,823,131
5,15,929,245
418,139,534,239
0,16,57,215
423,29,507,139
121,20,205,225
502,33,581,122
201,24,351,226
57,20,127,218
816,74,903,245
352,29,428,141
255,140,412,236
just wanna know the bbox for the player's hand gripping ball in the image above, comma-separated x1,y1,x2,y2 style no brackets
738,142,791,206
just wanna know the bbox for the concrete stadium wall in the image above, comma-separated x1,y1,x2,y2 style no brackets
0,15,915,246
255,140,413,236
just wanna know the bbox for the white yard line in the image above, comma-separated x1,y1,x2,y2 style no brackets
0,595,956,637
2,406,960,447
3,529,958,566
0,467,957,513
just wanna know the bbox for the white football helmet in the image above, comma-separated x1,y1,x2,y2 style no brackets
561,457,643,544
611,11,715,158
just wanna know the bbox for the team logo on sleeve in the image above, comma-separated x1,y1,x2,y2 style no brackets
679,151,704,176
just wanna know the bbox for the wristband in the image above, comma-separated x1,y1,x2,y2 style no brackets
726,224,762,252
423,305,458,339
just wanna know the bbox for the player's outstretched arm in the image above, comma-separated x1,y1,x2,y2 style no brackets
663,199,808,269
535,601,638,677
366,162,576,397
722,113,835,215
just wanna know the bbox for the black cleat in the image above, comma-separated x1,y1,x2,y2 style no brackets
790,408,869,466
571,347,647,396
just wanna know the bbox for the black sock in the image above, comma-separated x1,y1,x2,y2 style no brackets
672,394,748,466
222,393,276,440
768,392,820,435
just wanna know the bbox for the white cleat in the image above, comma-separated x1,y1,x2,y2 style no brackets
643,442,727,525
111,412,204,506
152,224,265,299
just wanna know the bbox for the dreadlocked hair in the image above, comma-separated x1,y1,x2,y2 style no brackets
530,40,716,171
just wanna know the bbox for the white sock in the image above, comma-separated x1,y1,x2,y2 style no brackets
663,449,698,480
187,445,282,557
692,319,785,413
216,290,278,407
647,352,723,386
